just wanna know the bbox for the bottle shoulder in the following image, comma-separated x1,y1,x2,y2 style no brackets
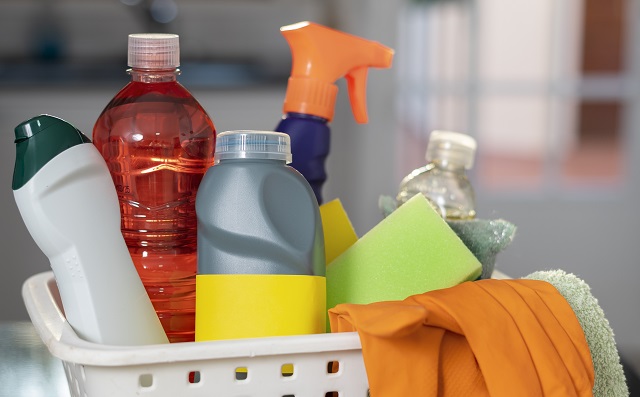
203,160,297,179
396,161,476,219
400,168,473,192
400,163,471,185
399,163,435,185
199,161,313,200
93,80,216,144
108,80,201,102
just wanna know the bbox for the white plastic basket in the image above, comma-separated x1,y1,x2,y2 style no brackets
22,272,368,397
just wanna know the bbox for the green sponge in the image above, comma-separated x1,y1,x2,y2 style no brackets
380,194,516,279
327,194,482,311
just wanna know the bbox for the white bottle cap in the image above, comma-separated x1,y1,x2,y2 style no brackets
426,130,477,169
128,33,180,69
214,130,293,164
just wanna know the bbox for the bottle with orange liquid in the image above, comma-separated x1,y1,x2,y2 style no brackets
92,33,216,342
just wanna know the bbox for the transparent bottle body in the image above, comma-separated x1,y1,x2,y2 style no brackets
396,162,476,220
92,70,216,342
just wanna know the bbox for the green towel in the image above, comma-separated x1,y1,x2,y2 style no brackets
526,270,629,397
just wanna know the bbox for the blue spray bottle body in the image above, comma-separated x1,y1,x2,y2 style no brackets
276,112,330,203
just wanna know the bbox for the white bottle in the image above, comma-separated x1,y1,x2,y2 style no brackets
396,130,477,220
12,115,168,345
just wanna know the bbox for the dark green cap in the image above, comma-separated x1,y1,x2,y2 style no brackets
12,115,91,190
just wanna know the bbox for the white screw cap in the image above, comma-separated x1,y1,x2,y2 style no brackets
426,130,477,169
215,131,293,164
128,33,180,69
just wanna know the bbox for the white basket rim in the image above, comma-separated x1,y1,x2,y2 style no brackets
22,271,362,367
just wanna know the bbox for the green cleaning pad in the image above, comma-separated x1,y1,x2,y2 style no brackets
327,194,482,311
448,219,516,279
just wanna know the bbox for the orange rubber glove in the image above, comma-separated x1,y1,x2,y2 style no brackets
329,279,594,396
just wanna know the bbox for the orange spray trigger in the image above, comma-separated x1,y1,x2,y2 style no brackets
346,66,370,123
280,21,394,123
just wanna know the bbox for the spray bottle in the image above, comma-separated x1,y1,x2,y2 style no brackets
275,21,394,203
12,115,168,345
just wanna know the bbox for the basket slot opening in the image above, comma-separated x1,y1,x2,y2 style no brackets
188,371,201,384
139,374,153,388
282,395,295,397
235,366,248,381
327,361,340,374
281,363,294,378
325,392,339,397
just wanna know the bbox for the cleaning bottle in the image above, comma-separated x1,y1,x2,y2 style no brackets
396,130,477,220
275,21,394,203
92,33,216,343
13,115,168,345
195,130,325,341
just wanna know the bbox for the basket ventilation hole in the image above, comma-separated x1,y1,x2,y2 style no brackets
188,371,201,384
235,367,248,381
282,395,295,397
139,374,153,388
327,361,340,374
326,393,339,397
281,363,294,377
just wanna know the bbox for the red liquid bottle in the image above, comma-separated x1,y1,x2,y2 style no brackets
92,34,216,342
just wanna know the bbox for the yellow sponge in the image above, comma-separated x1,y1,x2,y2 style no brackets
326,194,482,311
320,199,358,265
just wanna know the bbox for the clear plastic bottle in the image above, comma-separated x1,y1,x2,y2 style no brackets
396,130,477,220
92,34,216,342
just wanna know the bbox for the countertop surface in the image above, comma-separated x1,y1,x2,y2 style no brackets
0,321,69,397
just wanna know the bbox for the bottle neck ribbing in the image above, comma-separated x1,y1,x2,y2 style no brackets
218,158,287,166
129,68,179,83
431,158,468,172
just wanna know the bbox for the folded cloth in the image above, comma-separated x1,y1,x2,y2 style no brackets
329,279,595,397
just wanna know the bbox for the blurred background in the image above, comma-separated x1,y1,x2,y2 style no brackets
1,0,639,388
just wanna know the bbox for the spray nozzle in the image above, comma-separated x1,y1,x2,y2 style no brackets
280,21,394,123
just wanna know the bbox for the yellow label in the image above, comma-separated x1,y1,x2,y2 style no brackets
196,274,326,341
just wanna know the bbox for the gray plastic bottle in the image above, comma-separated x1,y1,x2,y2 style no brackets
196,130,325,276
195,130,325,341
